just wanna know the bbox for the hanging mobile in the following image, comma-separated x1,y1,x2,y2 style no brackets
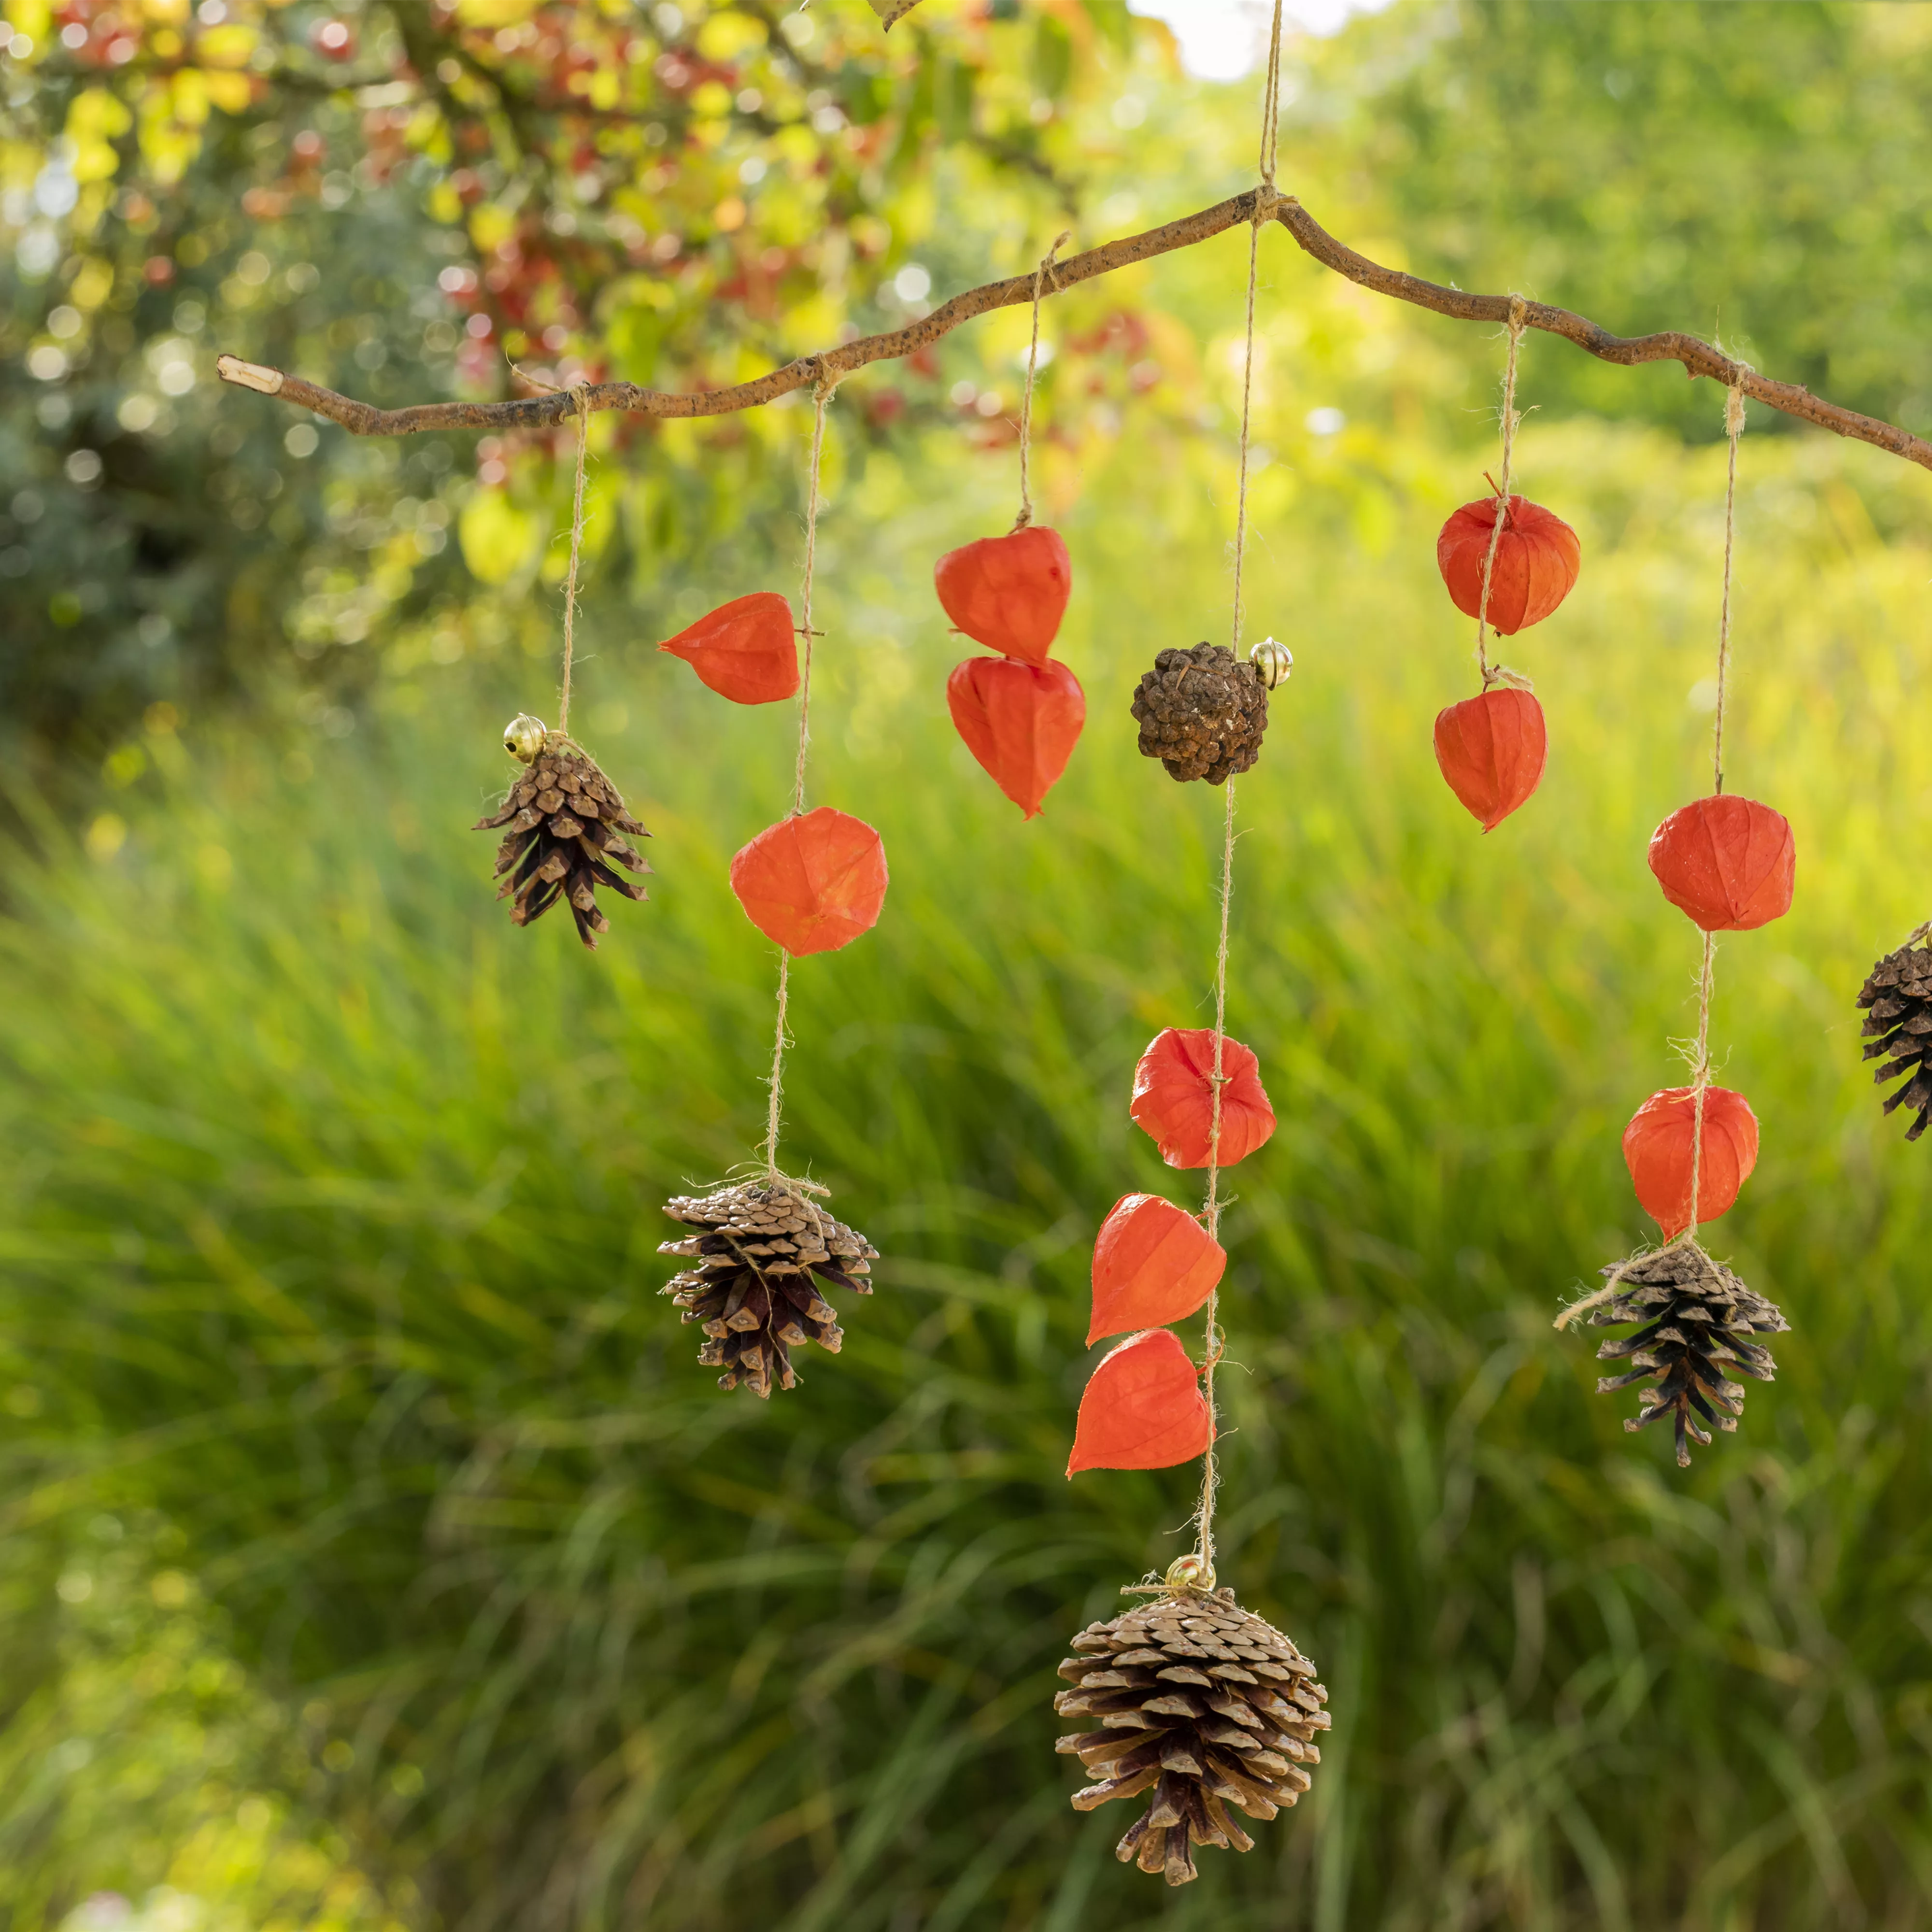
473,390,653,947
657,372,887,1399
1556,384,1792,1466
1053,5,1328,1885
1430,305,1581,831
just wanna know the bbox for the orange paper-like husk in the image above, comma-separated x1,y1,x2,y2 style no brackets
1129,1027,1276,1170
658,591,800,705
1622,1085,1760,1236
1067,1328,1214,1476
1434,686,1548,831
946,655,1085,818
933,526,1071,666
1088,1193,1226,1346
1436,494,1581,634
729,807,888,955
1648,795,1795,932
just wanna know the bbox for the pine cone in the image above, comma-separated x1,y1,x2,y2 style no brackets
1054,1587,1328,1887
659,1179,879,1398
1857,940,1932,1139
1129,644,1269,785
1588,1243,1789,1467
473,735,651,948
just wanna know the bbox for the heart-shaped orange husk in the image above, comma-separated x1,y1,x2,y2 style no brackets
933,526,1071,666
1434,686,1547,831
658,591,799,705
1067,1329,1213,1476
946,655,1084,817
1088,1193,1225,1346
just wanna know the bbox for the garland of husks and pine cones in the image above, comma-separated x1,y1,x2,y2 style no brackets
208,0,1932,1889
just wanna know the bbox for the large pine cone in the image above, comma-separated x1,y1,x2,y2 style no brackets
473,736,651,947
1589,1243,1789,1467
1054,1587,1328,1887
1129,644,1268,785
1857,940,1932,1139
659,1180,879,1398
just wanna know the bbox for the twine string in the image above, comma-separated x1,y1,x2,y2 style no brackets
557,384,591,735
1682,384,1746,1237
1474,298,1527,690
1193,0,1283,1582
1014,231,1071,532
764,371,838,1182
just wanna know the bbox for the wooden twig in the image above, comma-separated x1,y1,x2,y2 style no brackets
217,188,1932,473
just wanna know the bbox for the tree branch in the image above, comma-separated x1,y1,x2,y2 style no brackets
217,187,1932,472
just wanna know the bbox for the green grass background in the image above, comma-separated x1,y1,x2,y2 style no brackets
6,369,1932,1930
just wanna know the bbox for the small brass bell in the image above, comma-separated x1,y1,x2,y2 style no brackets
503,713,547,763
1164,1551,1216,1594
1248,638,1293,689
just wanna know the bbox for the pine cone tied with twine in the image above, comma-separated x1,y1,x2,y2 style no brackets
1054,1585,1328,1886
1129,644,1269,785
1857,938,1932,1139
473,716,651,947
659,1179,879,1398
1589,1244,1789,1467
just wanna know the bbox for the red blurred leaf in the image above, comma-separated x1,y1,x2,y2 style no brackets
1648,795,1795,932
945,655,1084,818
659,592,798,705
1088,1193,1224,1345
1433,686,1547,831
729,807,888,955
1436,494,1580,634
1129,1028,1275,1170
1623,1085,1760,1236
1066,1329,1213,1476
933,526,1070,666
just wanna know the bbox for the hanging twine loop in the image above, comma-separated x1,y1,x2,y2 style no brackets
764,370,840,1182
1558,378,1747,1326
1013,231,1071,532
556,383,592,738
1190,0,1284,1582
1474,296,1528,692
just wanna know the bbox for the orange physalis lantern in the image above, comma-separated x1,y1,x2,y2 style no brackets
1129,1027,1276,1170
1436,494,1581,634
729,807,888,956
946,655,1085,818
933,526,1071,667
1066,1328,1213,1476
1622,1085,1760,1236
658,592,799,705
1434,686,1547,831
1648,795,1795,932
1087,1193,1225,1346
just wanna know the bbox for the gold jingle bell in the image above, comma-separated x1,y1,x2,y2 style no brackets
1164,1551,1217,1594
503,713,548,764
1248,638,1293,689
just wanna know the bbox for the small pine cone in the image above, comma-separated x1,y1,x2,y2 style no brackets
659,1179,880,1398
473,737,652,949
1129,644,1269,785
1588,1243,1789,1468
1054,1587,1328,1888
1857,939,1932,1139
